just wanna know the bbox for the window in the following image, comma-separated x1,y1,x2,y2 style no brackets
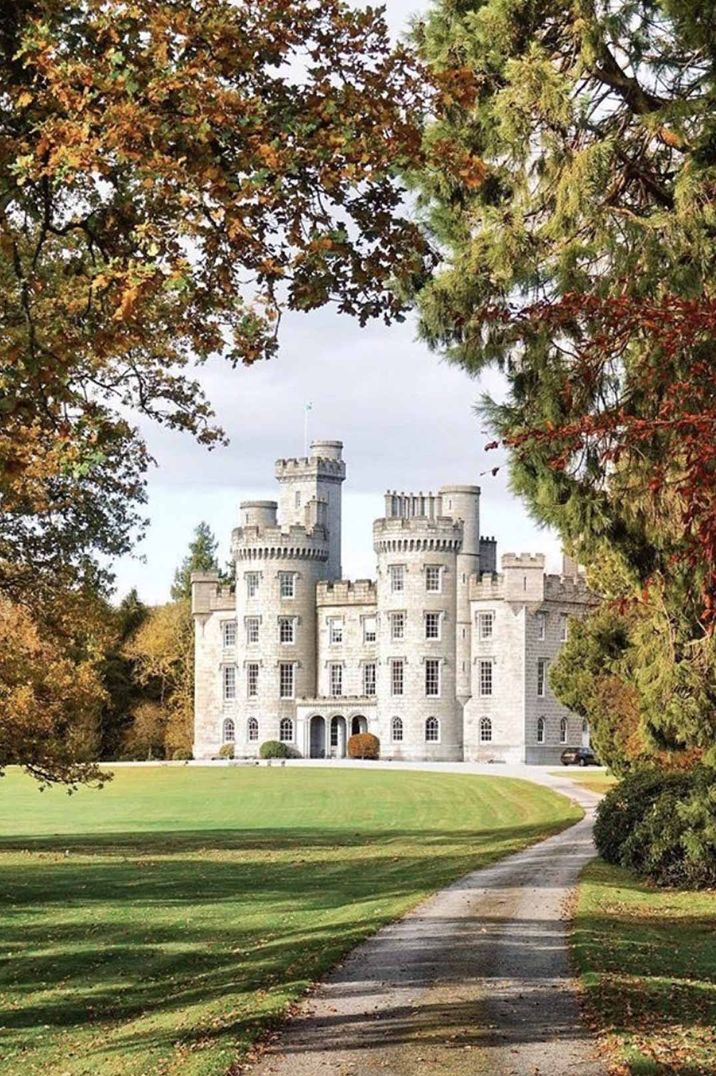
279,662,295,699
363,662,376,696
559,717,568,744
477,611,494,640
329,663,343,697
425,658,440,697
390,659,404,696
425,611,441,640
390,611,405,641
389,564,404,592
330,720,339,748
480,717,493,743
279,616,296,644
279,572,296,598
363,616,377,643
329,618,344,645
246,617,260,644
246,572,259,598
425,716,440,742
391,716,404,742
425,565,442,592
560,614,569,642
537,658,547,697
479,659,493,696
222,717,235,742
537,612,547,640
295,490,301,508
222,620,237,648
248,717,259,741
223,666,236,701
537,716,546,744
279,717,294,743
247,663,259,698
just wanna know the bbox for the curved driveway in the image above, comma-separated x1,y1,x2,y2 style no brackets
250,763,605,1076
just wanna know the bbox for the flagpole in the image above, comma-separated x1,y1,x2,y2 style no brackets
304,403,312,456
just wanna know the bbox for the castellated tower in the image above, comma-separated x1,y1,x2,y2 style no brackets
438,485,480,703
373,492,464,761
274,440,346,581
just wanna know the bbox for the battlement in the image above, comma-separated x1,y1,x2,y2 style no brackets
502,552,546,569
316,579,377,606
275,455,346,480
190,571,235,615
231,523,329,562
544,574,596,604
373,515,463,553
469,573,505,601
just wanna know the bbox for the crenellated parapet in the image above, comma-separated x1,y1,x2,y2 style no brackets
190,571,234,615
316,579,377,606
373,516,463,554
275,455,346,481
231,523,329,562
544,574,596,604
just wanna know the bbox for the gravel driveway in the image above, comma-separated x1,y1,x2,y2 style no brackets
250,767,605,1076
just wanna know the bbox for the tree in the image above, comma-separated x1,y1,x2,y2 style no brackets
98,588,149,758
124,601,195,758
412,0,716,762
2,0,432,582
171,523,221,603
0,593,107,785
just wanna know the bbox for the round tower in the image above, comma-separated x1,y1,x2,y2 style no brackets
373,501,463,761
231,520,329,755
439,485,481,703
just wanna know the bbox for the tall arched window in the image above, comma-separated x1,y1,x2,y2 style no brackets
222,718,235,743
391,716,404,742
247,717,259,742
537,716,546,744
425,716,440,742
559,717,568,744
480,717,492,743
279,717,294,743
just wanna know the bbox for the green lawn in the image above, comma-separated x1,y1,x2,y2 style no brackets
573,859,716,1074
549,768,617,796
0,765,579,1076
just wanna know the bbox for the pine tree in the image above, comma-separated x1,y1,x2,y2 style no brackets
412,0,716,765
170,523,221,604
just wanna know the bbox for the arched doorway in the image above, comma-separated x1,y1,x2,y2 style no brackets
329,715,347,758
309,715,326,758
351,715,367,736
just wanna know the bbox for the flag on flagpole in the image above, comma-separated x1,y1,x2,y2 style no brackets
304,403,312,454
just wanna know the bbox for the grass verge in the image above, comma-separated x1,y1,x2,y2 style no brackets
550,768,617,796
573,859,716,1074
0,765,579,1075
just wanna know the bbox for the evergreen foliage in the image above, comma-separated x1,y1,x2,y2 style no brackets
171,523,222,603
413,0,716,765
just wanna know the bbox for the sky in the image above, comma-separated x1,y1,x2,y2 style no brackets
110,0,563,604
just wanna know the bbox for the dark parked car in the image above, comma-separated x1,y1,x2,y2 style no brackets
560,746,600,767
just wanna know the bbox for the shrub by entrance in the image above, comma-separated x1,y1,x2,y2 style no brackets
347,732,380,760
260,740,290,759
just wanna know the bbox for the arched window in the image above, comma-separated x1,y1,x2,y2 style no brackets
391,716,404,742
279,717,294,743
247,717,259,742
582,718,589,734
480,717,492,743
559,717,568,744
537,716,546,744
425,716,440,742
222,718,235,743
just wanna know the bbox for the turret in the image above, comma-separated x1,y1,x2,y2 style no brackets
274,440,346,581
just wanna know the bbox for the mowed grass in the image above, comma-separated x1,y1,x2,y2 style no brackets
0,766,579,1076
573,860,716,1074
550,769,617,796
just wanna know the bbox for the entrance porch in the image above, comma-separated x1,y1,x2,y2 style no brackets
295,700,377,759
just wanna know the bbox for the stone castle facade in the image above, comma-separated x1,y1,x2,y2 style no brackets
192,440,594,763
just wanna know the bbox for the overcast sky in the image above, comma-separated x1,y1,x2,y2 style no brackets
111,0,562,604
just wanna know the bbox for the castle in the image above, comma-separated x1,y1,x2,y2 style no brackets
192,440,594,763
